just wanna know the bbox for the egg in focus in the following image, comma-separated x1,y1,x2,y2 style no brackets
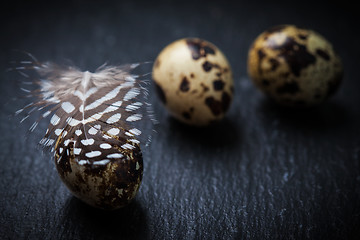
55,143,143,210
248,25,343,106
152,38,234,126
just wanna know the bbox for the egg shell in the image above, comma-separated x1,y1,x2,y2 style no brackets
152,38,234,126
55,143,143,210
248,25,343,106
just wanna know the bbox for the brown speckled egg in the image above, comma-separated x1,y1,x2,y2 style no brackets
248,25,343,106
55,143,143,210
152,38,234,126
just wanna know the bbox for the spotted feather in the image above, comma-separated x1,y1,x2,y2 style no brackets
11,53,156,209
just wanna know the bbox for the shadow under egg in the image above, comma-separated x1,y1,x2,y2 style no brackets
59,196,148,239
256,97,351,134
166,116,242,151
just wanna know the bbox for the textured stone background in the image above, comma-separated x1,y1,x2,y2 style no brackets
0,1,359,239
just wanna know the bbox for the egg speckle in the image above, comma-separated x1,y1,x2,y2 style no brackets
152,38,234,126
248,25,343,106
55,143,143,210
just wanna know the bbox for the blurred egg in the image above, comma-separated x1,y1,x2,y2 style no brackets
248,25,343,106
152,38,234,126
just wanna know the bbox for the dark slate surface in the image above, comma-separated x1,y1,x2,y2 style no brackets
1,1,359,239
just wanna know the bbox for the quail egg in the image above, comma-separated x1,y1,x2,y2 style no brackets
152,38,234,126
248,25,343,106
55,143,143,210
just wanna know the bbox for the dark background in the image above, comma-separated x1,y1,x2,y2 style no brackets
1,1,359,239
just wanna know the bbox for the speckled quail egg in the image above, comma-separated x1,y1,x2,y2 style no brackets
55,143,143,210
248,25,343,106
152,38,234,126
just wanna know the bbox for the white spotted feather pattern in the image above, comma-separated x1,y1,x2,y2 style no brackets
13,54,155,166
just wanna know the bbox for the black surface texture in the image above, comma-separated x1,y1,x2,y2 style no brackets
0,1,359,239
